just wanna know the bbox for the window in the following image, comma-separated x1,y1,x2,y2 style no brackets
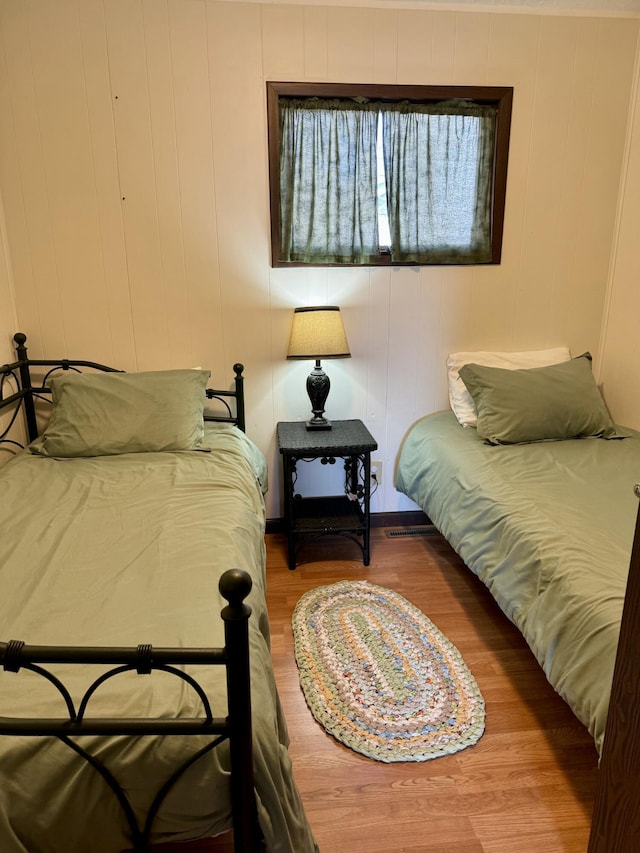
267,82,513,267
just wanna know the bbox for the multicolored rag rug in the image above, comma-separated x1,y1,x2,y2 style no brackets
292,580,485,762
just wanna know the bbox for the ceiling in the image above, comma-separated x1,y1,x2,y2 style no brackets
299,0,640,13
424,0,640,10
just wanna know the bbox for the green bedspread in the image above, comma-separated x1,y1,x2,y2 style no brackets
0,424,317,853
396,410,640,756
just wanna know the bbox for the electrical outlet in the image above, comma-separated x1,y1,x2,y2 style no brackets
371,460,382,487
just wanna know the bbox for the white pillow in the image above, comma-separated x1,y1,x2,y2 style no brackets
447,347,572,428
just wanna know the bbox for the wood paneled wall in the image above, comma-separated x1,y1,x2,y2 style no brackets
599,44,640,430
0,196,17,362
0,1,637,517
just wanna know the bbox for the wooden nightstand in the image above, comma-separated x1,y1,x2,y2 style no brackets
276,419,378,570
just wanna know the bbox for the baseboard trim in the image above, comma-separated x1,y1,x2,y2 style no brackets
370,510,432,529
265,510,432,535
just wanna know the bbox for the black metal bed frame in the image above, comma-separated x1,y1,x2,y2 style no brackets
0,332,261,852
0,331,245,452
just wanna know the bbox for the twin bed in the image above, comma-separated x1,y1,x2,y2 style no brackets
397,346,640,850
0,333,317,853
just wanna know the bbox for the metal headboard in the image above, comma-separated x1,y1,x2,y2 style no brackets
0,332,245,453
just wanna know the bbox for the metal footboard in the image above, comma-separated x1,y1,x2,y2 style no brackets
0,568,261,853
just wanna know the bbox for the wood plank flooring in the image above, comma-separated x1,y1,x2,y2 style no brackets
265,528,598,853
153,526,599,853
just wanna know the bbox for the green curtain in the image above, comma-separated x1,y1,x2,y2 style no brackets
381,100,497,264
279,98,380,264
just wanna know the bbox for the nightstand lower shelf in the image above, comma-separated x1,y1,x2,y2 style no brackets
289,495,369,566
291,495,365,534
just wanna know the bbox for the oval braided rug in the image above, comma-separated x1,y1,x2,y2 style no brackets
292,580,485,762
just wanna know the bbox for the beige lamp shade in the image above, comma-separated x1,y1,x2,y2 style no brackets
287,306,351,360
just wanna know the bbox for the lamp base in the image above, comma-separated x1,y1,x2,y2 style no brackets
305,361,332,430
306,417,332,431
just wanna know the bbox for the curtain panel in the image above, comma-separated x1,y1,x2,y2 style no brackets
381,100,496,264
279,98,380,264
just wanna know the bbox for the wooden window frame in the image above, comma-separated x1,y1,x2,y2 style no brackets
266,81,513,268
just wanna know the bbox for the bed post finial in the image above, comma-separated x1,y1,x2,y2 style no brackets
219,568,252,612
13,333,27,362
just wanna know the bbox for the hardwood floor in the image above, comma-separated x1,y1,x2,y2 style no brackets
265,527,599,853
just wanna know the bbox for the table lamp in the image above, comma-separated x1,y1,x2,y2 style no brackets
286,306,351,430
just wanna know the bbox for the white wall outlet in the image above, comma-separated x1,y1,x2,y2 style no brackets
371,460,382,487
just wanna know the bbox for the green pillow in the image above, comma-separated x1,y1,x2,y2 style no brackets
35,369,210,457
458,354,616,445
